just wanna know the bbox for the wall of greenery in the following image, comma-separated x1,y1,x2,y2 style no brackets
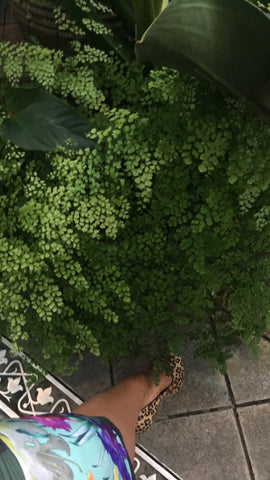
0,1,269,374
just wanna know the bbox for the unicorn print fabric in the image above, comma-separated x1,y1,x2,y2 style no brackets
0,414,135,480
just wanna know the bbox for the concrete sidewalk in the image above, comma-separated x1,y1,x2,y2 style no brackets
60,334,270,480
0,334,269,479
138,336,270,480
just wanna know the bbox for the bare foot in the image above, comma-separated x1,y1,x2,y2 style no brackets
142,372,172,408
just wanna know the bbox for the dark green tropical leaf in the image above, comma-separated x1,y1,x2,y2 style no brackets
132,0,168,39
111,0,135,37
110,0,169,40
136,0,270,118
1,88,94,151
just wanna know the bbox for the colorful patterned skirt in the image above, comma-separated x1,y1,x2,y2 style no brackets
0,414,135,480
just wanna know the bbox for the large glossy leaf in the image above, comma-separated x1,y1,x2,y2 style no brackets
132,0,169,39
110,0,169,40
136,0,270,117
1,88,94,151
111,0,135,37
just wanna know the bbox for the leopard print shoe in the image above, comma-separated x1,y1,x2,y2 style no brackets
136,355,184,434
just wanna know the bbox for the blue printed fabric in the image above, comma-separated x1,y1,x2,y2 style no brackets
0,413,134,480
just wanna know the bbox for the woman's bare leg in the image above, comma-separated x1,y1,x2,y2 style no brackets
73,371,172,462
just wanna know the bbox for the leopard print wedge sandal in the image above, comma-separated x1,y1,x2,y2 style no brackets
136,354,184,434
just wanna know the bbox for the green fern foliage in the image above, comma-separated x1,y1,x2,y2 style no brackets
0,9,269,373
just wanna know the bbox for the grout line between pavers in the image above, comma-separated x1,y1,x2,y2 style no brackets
236,398,270,408
224,374,256,480
156,397,270,423
164,405,232,420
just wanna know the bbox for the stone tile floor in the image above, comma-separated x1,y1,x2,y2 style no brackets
0,334,269,480
61,335,270,480
142,336,270,480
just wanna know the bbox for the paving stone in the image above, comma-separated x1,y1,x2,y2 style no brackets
226,339,270,403
156,346,230,419
139,410,250,480
57,350,112,401
114,346,230,419
238,404,270,480
112,355,152,383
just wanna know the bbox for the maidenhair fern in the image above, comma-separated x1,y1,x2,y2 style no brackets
0,5,269,373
